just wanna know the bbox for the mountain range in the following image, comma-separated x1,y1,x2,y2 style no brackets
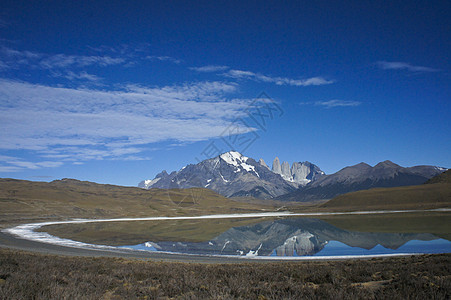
139,151,446,202
277,160,447,202
139,151,324,199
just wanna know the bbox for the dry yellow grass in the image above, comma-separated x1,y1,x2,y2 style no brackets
1,248,450,299
320,183,451,211
0,178,273,227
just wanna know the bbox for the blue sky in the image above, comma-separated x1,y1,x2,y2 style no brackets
0,0,450,186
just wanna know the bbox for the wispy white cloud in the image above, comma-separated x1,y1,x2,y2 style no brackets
0,166,22,172
52,71,103,82
0,46,183,75
88,44,136,55
224,69,334,86
0,154,63,172
376,61,440,73
146,55,182,64
0,47,125,71
190,65,230,72
301,100,362,108
67,71,102,82
0,47,41,59
39,54,126,69
188,65,334,87
0,47,42,69
0,79,255,166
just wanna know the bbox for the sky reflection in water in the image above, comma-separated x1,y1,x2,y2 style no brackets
121,217,451,257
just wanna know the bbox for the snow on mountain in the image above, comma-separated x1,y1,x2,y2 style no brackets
139,152,445,202
220,151,257,175
138,178,160,189
139,151,324,199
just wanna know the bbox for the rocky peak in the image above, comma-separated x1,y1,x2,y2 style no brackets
156,170,169,178
374,160,401,169
291,162,311,183
281,161,291,180
270,157,325,186
342,162,372,174
259,158,269,169
272,157,282,174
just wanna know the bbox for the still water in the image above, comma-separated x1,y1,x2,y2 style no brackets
119,217,451,257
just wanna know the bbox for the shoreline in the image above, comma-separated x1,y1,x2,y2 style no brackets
2,209,450,262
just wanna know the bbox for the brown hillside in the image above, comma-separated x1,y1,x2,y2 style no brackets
320,182,451,211
0,178,270,227
425,169,451,184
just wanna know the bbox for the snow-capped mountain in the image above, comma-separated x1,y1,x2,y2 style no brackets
139,151,324,199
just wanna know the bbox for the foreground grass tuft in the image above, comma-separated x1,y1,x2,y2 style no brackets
0,249,449,299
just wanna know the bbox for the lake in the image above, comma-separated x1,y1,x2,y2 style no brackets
34,211,451,258
118,215,451,257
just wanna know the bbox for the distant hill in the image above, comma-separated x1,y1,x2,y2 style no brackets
425,169,451,184
0,178,269,225
319,170,451,211
277,161,446,202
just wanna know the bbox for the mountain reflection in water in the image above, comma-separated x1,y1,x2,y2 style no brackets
122,218,450,257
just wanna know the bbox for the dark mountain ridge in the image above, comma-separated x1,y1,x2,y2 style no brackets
277,160,446,202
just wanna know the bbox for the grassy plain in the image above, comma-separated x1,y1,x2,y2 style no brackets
0,178,274,228
319,182,451,211
0,248,450,299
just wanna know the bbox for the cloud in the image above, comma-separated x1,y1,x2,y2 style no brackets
300,100,362,108
39,54,126,69
0,47,126,71
146,55,182,64
314,100,362,108
376,61,440,73
187,65,334,87
0,79,256,166
52,71,103,82
0,47,183,74
0,154,63,172
0,47,42,69
0,47,41,59
224,69,334,86
0,166,22,172
190,65,230,72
